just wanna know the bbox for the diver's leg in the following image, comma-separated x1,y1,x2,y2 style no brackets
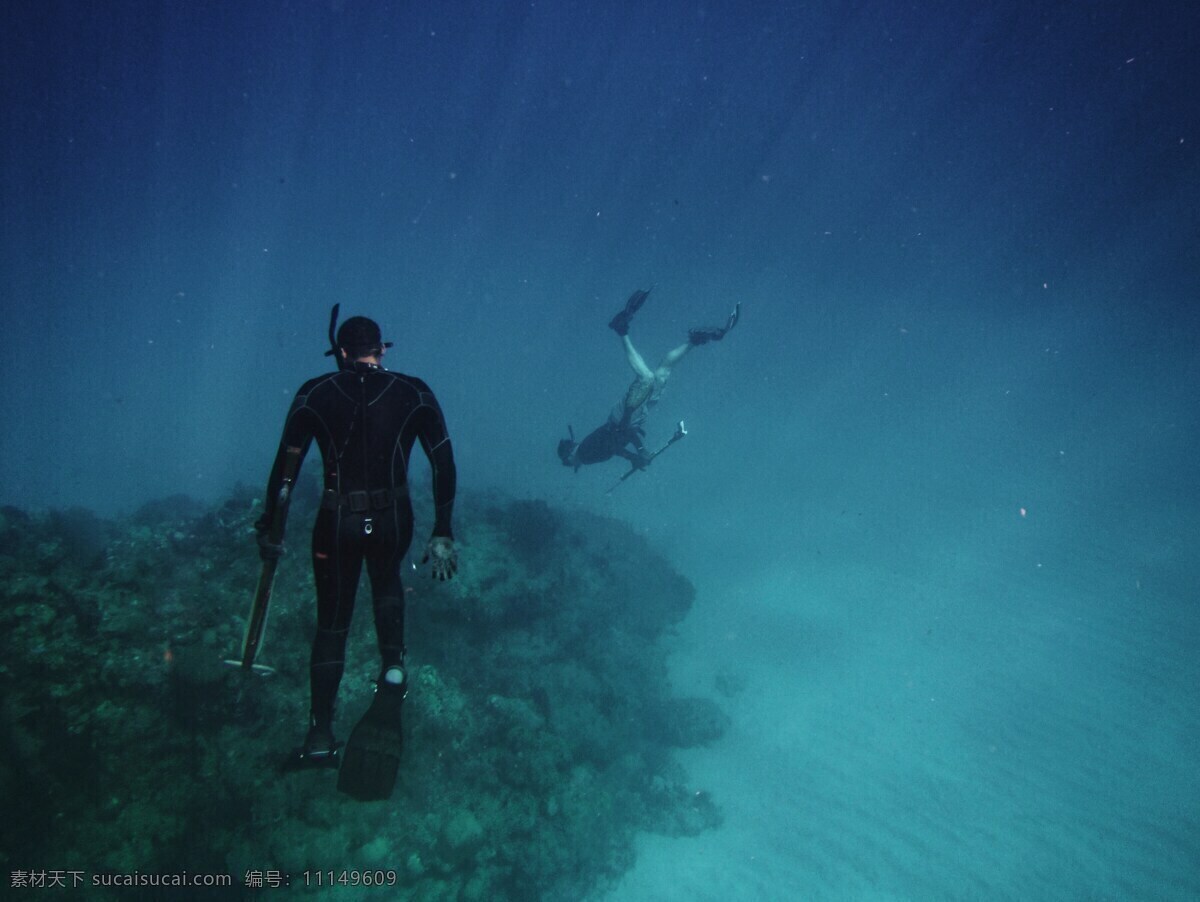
654,341,694,381
333,506,412,799
623,335,655,380
366,506,414,684
309,510,364,740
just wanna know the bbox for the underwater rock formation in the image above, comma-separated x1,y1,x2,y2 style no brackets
0,486,725,900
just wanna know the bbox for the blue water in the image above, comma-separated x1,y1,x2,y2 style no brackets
3,1,1198,898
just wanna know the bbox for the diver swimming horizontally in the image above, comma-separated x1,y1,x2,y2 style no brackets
256,307,458,800
557,288,739,475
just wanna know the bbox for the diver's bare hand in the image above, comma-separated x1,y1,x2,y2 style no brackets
422,536,458,581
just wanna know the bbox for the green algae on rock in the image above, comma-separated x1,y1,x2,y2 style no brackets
0,488,725,900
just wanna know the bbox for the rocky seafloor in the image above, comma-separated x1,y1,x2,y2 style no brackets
0,483,729,900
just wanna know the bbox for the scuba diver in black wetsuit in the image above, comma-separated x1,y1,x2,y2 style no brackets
257,309,457,798
557,288,739,472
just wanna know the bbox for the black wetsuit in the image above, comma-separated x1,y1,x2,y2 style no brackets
260,361,455,733
574,417,646,466
572,379,656,466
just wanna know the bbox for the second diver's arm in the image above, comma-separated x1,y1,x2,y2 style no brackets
617,447,651,469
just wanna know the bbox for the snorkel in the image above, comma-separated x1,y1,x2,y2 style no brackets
324,303,349,371
325,306,392,369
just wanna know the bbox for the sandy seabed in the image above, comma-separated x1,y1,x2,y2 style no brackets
607,507,1200,901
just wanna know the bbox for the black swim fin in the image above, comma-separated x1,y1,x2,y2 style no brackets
337,681,406,801
608,288,652,336
281,726,342,773
688,302,741,346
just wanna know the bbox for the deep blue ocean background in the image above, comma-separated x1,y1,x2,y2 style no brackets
3,1,1199,898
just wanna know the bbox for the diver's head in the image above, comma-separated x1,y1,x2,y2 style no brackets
557,437,579,469
335,316,393,361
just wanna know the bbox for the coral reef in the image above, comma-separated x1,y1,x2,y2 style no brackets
0,485,725,900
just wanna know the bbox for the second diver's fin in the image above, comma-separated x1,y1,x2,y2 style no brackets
608,287,652,336
688,302,741,346
337,681,406,801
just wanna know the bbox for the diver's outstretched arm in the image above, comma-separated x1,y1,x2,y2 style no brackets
617,446,651,469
